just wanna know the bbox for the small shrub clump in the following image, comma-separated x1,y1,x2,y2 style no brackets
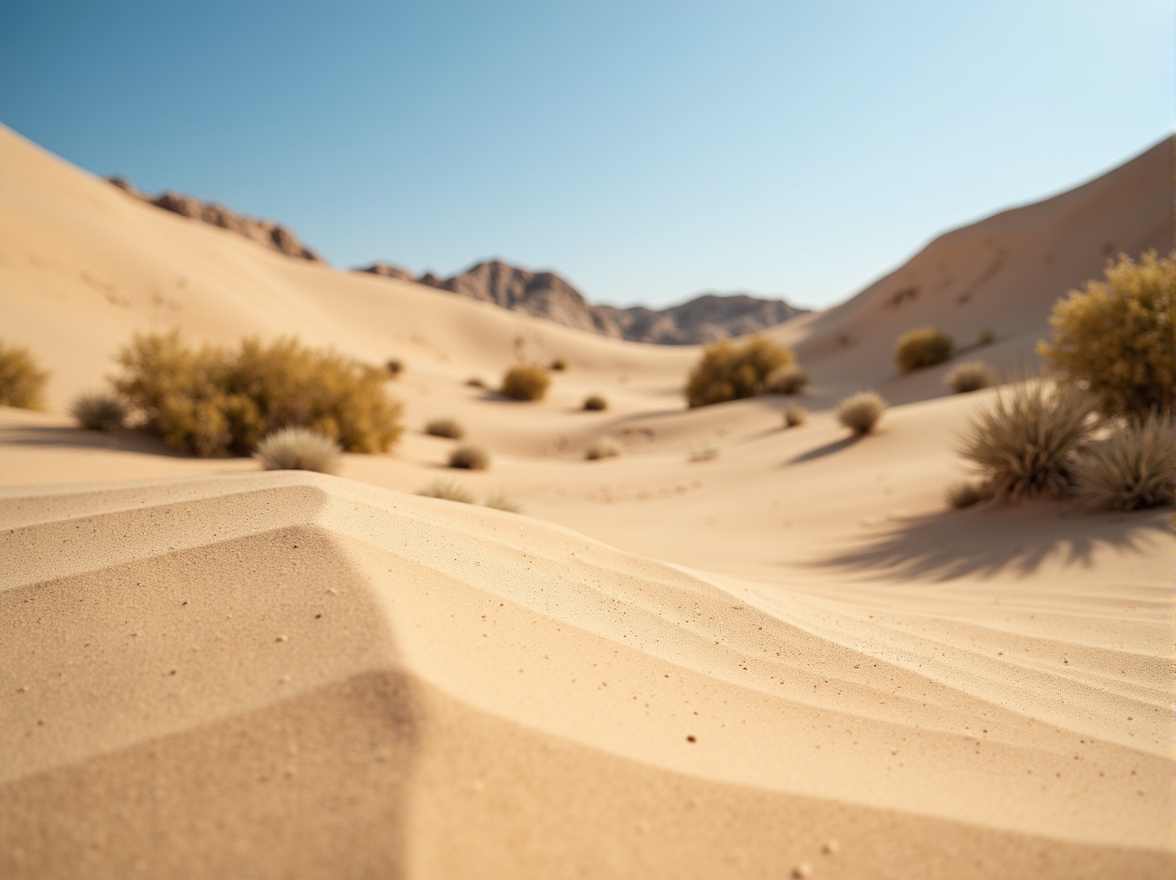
386,358,404,377
765,364,811,395
945,480,989,510
254,427,342,475
111,331,402,457
685,337,795,408
550,357,568,371
0,340,49,410
425,417,465,440
957,380,1098,502
837,391,887,436
1071,413,1175,511
483,491,522,513
586,436,623,460
71,391,127,432
688,441,719,462
945,361,996,394
583,394,608,411
895,327,954,373
417,479,475,504
976,329,996,347
449,443,490,470
466,376,486,389
501,364,550,401
783,405,807,428
1038,251,1176,418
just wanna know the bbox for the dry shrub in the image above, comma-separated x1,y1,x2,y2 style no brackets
449,443,490,470
425,417,465,440
783,405,807,428
685,337,795,408
688,441,719,462
501,364,550,401
895,327,954,373
1038,251,1176,418
417,479,474,504
583,394,608,411
976,328,996,347
945,480,988,509
111,330,402,457
466,376,486,388
71,391,127,432
550,357,568,371
483,491,521,513
945,361,996,394
386,358,404,377
957,380,1098,502
1072,413,1175,510
0,340,49,409
586,436,623,460
254,427,342,475
765,364,811,395
837,391,886,435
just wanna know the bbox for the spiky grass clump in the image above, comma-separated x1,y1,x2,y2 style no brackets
783,405,807,428
417,479,475,504
685,337,795,408
1071,413,1175,510
895,327,954,373
586,436,623,460
945,480,989,509
837,392,886,436
425,417,465,440
765,364,811,395
71,391,127,432
583,394,608,411
483,491,522,513
254,427,342,475
945,361,997,394
449,443,490,470
957,380,1098,502
0,340,49,410
1038,251,1176,418
501,364,550,401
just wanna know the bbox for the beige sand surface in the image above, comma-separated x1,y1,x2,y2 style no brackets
1,125,1173,878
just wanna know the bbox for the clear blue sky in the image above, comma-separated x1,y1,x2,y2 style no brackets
1,1,1172,309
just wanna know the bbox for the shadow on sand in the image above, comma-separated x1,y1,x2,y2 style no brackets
0,424,191,458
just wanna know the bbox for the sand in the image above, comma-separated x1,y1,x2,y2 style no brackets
1,124,1173,878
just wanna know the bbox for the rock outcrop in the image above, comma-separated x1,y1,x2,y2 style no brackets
107,177,323,263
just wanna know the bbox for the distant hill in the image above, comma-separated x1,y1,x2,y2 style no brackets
360,258,808,344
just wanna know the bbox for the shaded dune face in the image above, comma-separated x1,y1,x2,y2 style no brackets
1,473,1172,879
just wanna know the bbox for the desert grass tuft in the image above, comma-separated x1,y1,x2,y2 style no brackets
425,417,465,440
945,480,989,509
417,479,475,504
465,376,486,389
550,357,568,371
895,327,954,373
71,391,127,432
449,443,490,470
483,490,522,513
254,427,342,475
582,394,608,411
586,436,623,460
837,392,886,436
501,364,550,401
1071,413,1175,510
957,380,1098,502
0,340,49,410
386,358,404,377
765,364,811,395
783,405,807,428
945,361,996,394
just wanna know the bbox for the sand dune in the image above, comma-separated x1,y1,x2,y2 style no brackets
1,124,1173,878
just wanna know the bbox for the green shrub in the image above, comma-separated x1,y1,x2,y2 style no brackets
957,380,1098,502
945,361,996,394
0,341,49,409
1037,251,1176,418
765,364,810,395
837,391,886,436
1072,413,1174,510
111,330,402,457
501,364,550,401
895,327,954,373
583,394,608,411
71,391,127,432
945,480,988,509
586,436,623,460
685,337,795,408
425,417,465,440
449,443,490,470
254,427,342,475
417,479,475,504
783,405,807,428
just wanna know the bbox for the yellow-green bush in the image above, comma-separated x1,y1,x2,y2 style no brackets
895,327,954,373
1037,251,1176,418
685,337,794,408
111,331,402,456
501,364,550,401
0,340,49,409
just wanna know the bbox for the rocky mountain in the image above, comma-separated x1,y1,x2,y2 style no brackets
107,177,323,263
361,258,807,344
